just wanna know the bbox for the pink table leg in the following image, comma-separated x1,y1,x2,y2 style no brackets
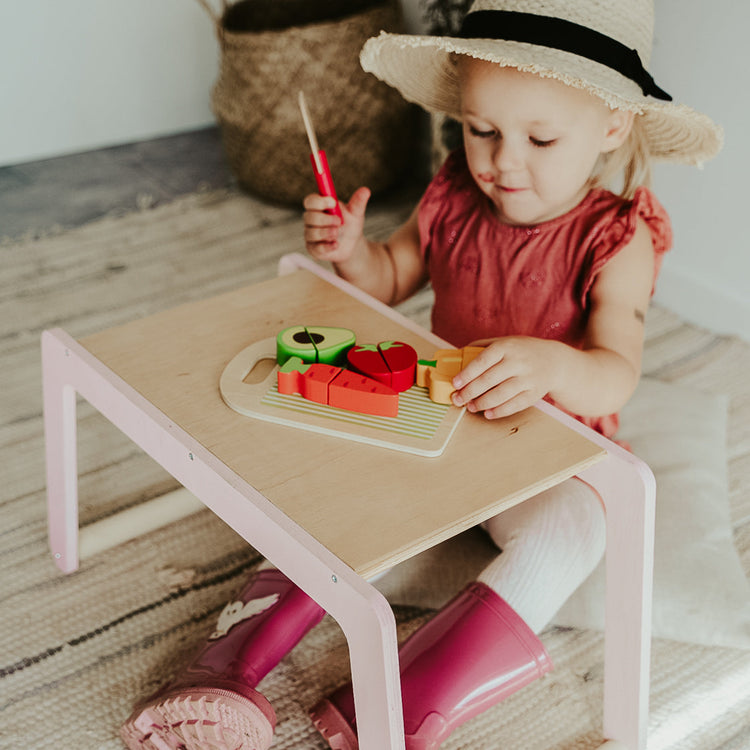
42,335,81,573
540,402,655,750
41,327,406,750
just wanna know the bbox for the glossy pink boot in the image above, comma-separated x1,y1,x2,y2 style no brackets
121,567,325,750
309,582,552,750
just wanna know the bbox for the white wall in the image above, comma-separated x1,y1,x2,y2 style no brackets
2,0,747,341
0,0,218,164
649,0,749,341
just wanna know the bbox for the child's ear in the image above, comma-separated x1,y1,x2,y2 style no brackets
602,109,635,153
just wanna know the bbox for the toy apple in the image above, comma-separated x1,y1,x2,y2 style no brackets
346,341,418,392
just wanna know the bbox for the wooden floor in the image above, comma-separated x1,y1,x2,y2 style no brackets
1,127,233,241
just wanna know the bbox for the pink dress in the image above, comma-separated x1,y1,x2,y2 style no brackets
418,150,673,439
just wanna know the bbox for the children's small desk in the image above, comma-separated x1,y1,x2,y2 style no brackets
42,253,654,750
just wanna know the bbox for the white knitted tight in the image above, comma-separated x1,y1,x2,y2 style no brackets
477,477,606,634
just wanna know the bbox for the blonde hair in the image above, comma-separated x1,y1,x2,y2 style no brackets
590,115,652,199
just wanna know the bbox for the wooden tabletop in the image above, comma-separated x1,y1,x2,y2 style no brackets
80,269,606,578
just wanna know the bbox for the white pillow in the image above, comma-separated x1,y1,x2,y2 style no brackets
375,378,750,649
554,377,750,649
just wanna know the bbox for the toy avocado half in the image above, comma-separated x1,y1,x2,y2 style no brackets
276,325,356,367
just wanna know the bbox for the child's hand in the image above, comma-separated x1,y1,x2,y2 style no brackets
303,186,371,265
450,336,561,419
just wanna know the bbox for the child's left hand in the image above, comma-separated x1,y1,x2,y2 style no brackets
450,336,562,419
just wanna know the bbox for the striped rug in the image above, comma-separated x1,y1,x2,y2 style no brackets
1,188,748,749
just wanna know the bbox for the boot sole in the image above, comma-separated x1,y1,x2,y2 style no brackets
120,686,275,750
309,697,359,750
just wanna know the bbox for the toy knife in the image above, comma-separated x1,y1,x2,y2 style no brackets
298,91,344,223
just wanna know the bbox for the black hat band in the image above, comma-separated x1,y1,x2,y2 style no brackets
458,10,672,101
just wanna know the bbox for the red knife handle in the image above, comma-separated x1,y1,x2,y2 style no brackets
310,150,343,222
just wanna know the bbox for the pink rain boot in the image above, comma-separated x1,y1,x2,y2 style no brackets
121,567,325,750
309,582,552,750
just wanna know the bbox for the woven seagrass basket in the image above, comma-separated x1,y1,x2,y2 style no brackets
196,0,418,204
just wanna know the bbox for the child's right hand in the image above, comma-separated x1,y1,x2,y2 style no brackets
303,186,371,265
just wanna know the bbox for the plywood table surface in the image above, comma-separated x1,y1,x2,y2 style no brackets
81,269,606,579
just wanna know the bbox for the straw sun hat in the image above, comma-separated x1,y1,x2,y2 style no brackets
360,0,723,165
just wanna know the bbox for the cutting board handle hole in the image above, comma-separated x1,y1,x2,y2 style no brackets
243,357,276,385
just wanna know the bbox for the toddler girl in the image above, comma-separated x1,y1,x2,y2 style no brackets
121,1,721,749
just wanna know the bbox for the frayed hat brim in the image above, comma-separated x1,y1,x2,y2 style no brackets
360,31,723,165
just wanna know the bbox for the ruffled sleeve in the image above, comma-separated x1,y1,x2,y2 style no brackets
582,187,673,304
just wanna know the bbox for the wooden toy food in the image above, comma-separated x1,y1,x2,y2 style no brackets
276,325,356,366
417,346,485,404
277,356,398,417
346,341,418,392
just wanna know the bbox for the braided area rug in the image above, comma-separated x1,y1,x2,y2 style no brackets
1,188,748,749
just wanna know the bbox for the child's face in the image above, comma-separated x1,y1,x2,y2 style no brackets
458,58,631,226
